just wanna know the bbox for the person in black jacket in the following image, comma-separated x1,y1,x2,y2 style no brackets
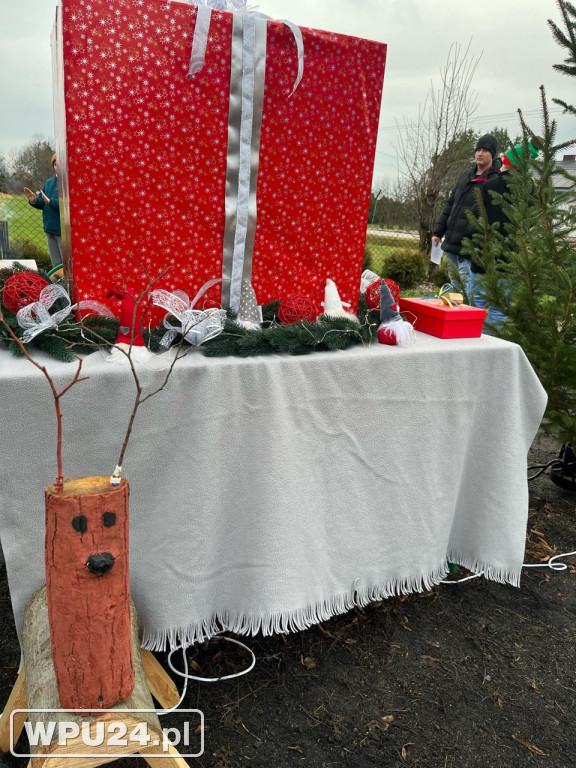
432,134,501,285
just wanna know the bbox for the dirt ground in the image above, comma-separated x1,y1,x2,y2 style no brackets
0,430,575,768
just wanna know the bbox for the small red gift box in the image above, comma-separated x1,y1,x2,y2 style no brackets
398,297,486,339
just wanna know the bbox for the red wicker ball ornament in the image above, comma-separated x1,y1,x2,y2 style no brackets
277,294,317,325
365,279,382,309
365,278,401,311
2,272,50,315
385,278,401,306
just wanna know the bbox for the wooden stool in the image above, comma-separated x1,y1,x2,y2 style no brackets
0,587,188,768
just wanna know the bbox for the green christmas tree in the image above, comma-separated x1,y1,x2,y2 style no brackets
464,99,575,446
461,1,576,447
549,0,576,118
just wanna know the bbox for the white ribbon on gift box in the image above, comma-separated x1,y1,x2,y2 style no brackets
151,278,227,347
183,1,303,90
183,1,304,313
16,283,115,344
187,4,212,75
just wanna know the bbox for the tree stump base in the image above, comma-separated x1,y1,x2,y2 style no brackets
0,586,186,768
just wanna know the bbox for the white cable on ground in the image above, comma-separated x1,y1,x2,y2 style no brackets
440,570,484,584
155,634,257,715
522,550,576,571
440,549,576,584
155,646,189,716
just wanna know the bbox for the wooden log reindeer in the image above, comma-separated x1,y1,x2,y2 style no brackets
40,286,153,710
45,475,134,709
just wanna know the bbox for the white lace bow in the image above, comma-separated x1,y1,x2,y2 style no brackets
16,283,114,343
151,279,226,347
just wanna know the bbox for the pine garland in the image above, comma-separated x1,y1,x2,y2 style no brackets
0,265,164,361
201,297,381,357
1,264,383,362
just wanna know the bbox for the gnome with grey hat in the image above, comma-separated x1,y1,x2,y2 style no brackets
377,280,413,347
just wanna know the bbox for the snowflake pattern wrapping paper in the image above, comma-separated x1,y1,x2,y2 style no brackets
52,0,387,316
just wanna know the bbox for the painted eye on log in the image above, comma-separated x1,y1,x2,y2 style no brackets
102,512,117,527
72,515,88,533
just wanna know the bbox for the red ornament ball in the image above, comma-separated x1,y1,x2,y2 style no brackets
365,279,381,309
2,272,50,315
365,278,401,311
277,294,317,324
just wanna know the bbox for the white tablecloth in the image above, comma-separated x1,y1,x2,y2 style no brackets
0,333,547,649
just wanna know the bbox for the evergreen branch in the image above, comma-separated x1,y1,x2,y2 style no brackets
548,1,576,63
461,76,576,444
201,307,380,358
0,261,184,482
552,97,576,116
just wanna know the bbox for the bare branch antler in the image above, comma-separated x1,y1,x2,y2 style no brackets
1,261,192,488
0,301,90,491
75,261,190,482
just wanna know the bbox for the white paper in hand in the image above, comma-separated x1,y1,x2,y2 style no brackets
430,242,442,265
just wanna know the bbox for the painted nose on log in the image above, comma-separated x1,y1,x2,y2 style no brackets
87,552,115,575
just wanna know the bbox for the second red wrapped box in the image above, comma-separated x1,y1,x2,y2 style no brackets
398,297,487,339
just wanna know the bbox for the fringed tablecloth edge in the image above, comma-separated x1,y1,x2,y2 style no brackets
139,555,522,651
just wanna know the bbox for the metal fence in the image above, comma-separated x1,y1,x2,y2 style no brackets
1,152,421,274
0,205,420,276
0,201,48,263
0,157,50,267
363,226,421,274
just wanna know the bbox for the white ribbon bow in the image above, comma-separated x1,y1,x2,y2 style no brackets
151,279,226,347
16,284,115,344
184,0,304,95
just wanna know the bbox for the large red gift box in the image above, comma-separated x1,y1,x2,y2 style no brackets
398,297,487,339
52,0,387,318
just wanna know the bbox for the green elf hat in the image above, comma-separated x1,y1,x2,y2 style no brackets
502,138,542,169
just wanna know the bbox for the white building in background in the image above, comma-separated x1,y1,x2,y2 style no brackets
553,154,576,213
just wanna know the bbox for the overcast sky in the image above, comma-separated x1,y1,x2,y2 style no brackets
1,0,575,181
